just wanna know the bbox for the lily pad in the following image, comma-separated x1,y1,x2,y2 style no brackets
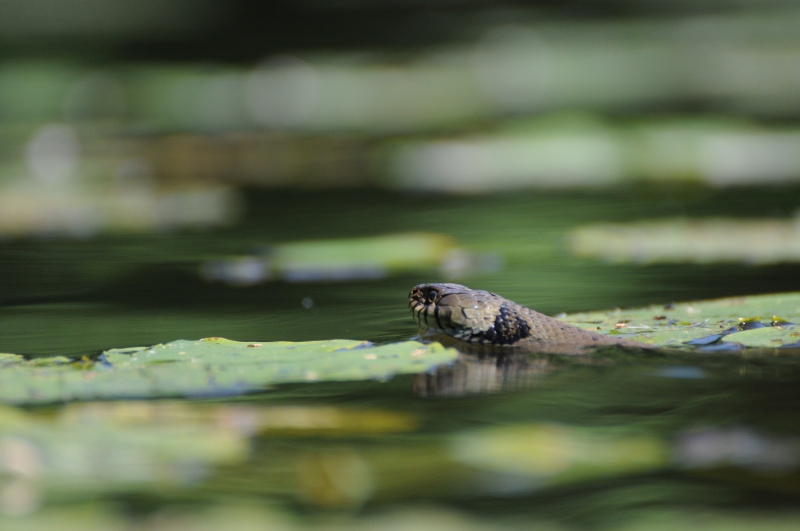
721,326,800,348
560,292,800,349
451,423,667,484
0,339,457,405
202,232,465,285
0,402,248,511
568,218,800,264
60,401,421,437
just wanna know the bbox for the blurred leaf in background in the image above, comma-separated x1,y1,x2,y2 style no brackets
1,0,800,528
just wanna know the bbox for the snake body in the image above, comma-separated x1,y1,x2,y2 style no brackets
409,283,648,354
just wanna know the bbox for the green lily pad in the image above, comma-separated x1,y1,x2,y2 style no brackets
560,292,800,349
722,326,800,348
202,232,466,285
568,218,800,264
0,403,249,508
0,339,457,405
451,423,668,484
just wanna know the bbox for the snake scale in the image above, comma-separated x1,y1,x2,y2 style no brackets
409,283,649,354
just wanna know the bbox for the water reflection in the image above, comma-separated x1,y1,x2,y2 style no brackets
413,352,553,398
0,379,797,521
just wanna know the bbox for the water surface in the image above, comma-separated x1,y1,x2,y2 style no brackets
0,186,799,529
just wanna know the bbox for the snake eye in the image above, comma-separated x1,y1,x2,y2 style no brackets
427,290,438,303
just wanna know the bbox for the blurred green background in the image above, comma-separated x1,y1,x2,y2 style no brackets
1,0,800,529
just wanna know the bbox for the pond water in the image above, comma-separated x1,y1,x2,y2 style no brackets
1,185,799,529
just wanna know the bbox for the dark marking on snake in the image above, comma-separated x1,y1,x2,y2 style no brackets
434,305,444,331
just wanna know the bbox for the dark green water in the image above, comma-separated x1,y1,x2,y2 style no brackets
1,185,800,529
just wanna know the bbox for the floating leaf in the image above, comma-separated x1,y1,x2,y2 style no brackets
60,401,420,437
0,339,457,405
0,399,423,510
201,232,503,285
569,218,800,264
722,327,800,348
0,185,239,238
451,423,667,484
560,292,800,349
0,403,248,510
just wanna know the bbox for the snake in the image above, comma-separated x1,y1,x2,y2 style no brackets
409,283,649,354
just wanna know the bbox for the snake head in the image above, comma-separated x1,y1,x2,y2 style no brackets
409,283,531,345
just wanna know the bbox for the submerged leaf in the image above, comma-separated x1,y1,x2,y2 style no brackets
0,339,457,405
